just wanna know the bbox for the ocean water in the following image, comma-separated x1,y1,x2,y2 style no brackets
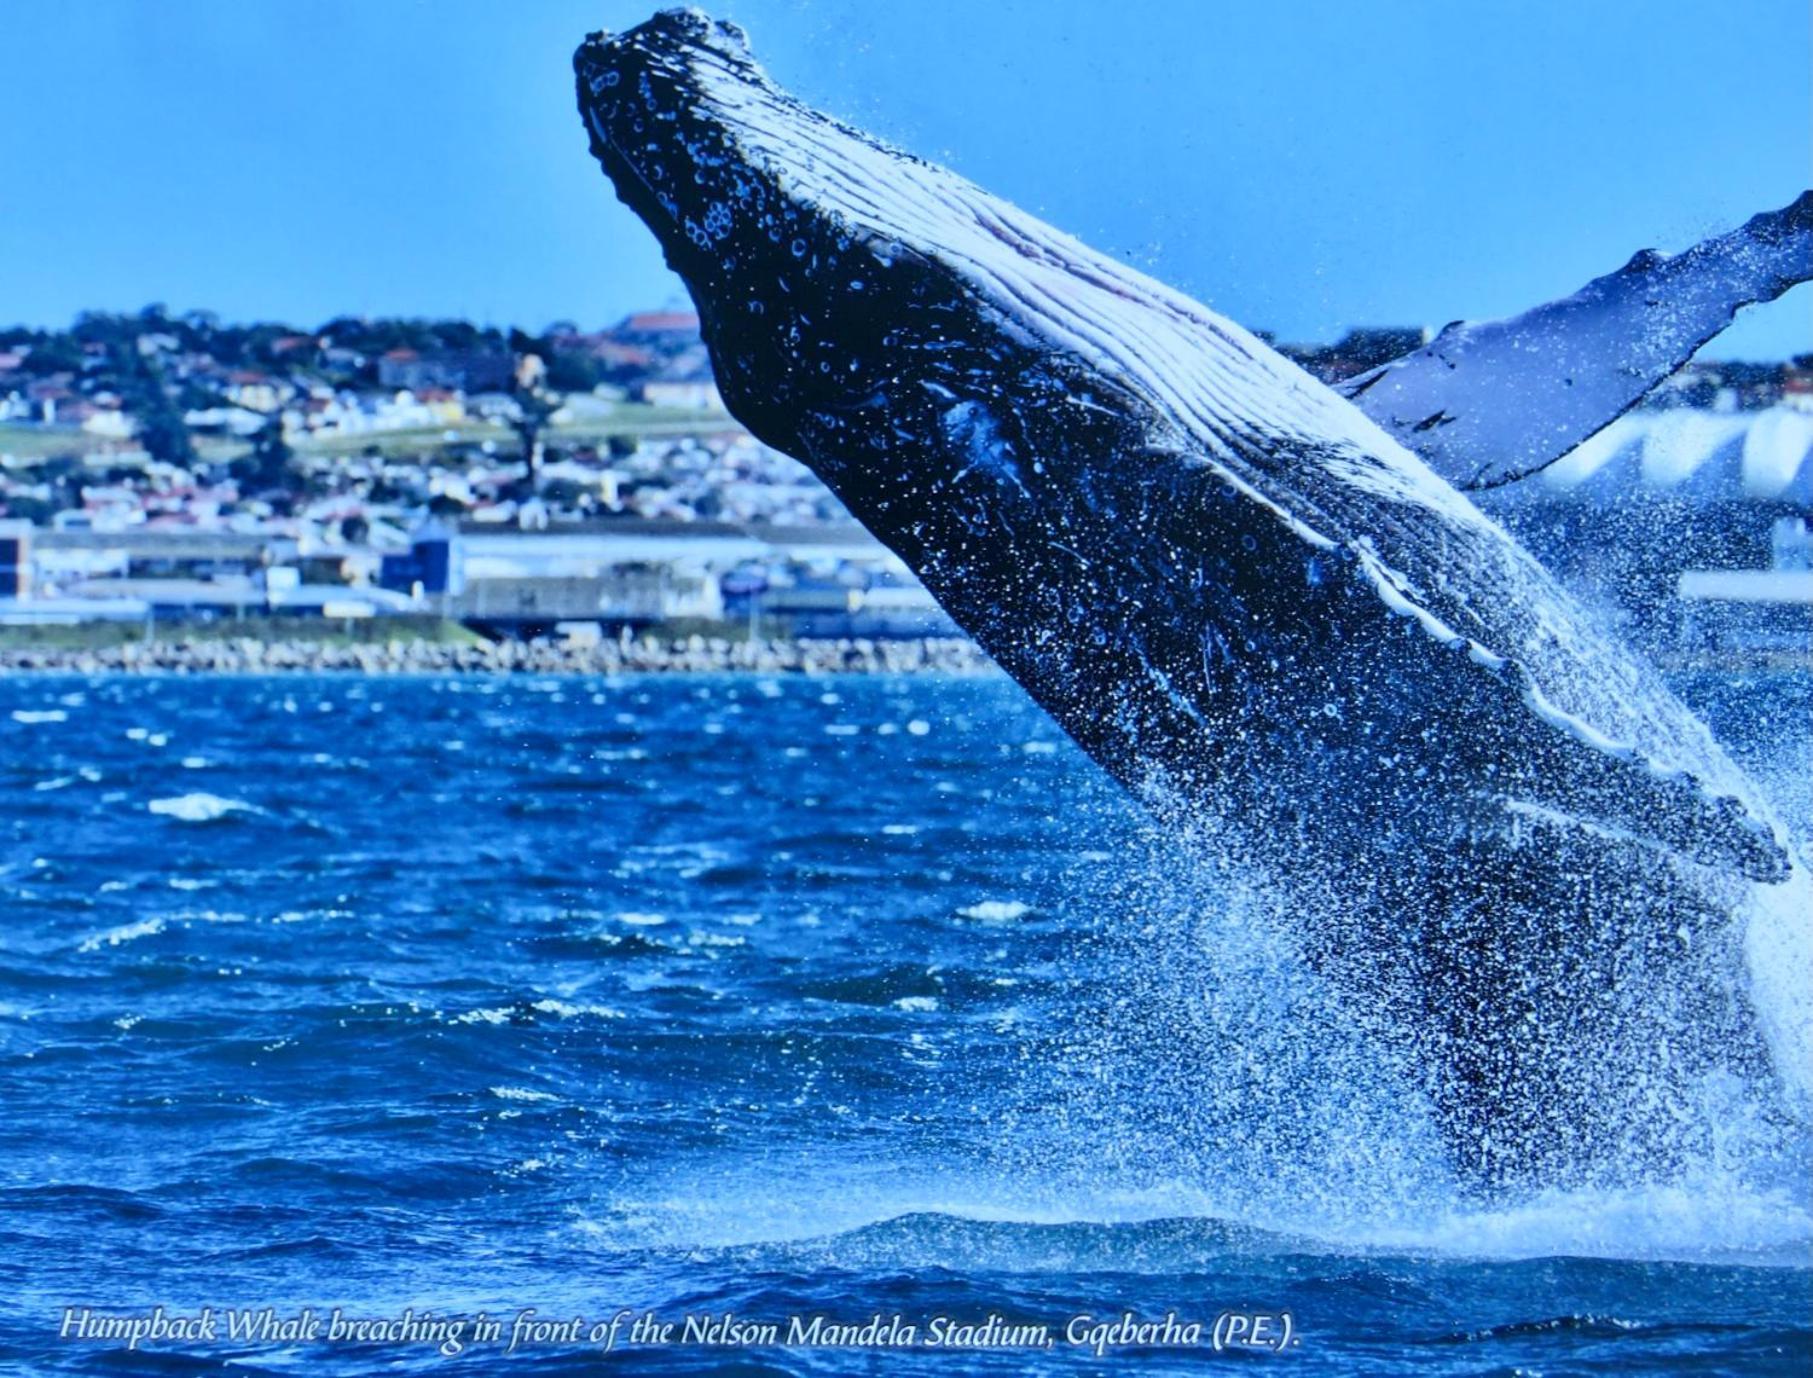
0,671,1807,1376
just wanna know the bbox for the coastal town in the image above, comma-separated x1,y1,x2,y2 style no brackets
1,306,1809,670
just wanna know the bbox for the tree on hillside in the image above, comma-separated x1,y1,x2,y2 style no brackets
230,413,295,494
510,387,556,491
114,343,195,466
544,349,604,393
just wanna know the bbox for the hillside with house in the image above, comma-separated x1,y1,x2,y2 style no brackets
1,308,1808,663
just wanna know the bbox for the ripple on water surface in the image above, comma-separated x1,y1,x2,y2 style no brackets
0,673,1807,1376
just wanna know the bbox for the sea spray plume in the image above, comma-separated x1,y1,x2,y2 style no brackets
574,10,1811,1188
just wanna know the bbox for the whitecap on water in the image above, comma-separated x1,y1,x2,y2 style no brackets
529,998,625,1020
956,900,1033,923
11,709,68,725
488,1086,560,1103
78,917,167,952
454,1007,512,1026
147,793,254,823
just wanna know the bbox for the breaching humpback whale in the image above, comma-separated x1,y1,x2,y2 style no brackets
575,10,1812,1186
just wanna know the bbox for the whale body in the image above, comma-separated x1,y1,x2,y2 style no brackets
574,10,1810,1186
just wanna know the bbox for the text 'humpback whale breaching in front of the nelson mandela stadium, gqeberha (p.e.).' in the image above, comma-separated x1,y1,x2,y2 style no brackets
573,8,1813,1189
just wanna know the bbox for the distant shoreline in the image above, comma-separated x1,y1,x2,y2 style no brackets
0,635,999,676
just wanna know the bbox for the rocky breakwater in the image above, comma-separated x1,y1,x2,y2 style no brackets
0,635,996,676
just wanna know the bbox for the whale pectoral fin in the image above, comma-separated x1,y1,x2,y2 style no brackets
1507,679,1791,883
1341,191,1813,491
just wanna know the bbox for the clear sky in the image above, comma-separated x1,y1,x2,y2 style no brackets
4,0,1808,357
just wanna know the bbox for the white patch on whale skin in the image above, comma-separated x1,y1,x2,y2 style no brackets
941,400,1026,492
1352,542,1507,671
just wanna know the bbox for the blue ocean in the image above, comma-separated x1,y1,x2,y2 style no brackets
1,671,1807,1375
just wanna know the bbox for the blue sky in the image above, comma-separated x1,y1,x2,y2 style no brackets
4,0,1808,357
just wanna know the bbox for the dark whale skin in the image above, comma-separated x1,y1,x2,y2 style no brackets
574,10,1808,1188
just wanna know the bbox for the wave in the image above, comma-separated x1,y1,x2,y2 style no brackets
577,1172,1812,1272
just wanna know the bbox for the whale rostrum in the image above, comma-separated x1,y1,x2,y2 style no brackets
575,10,1810,1186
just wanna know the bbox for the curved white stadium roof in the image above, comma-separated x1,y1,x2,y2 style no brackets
1519,407,1813,504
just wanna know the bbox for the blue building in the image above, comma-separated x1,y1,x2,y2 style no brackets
379,520,464,598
